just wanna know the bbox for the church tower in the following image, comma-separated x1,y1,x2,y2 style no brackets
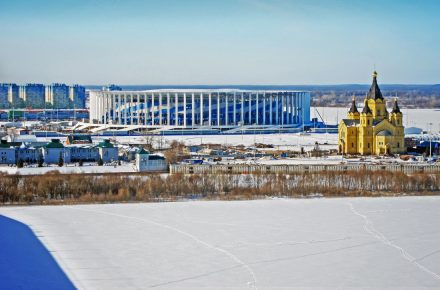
360,99,373,126
389,98,405,151
366,71,388,121
347,96,360,120
389,98,403,126
359,99,374,154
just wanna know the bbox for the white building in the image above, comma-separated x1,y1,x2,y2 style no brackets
89,89,311,131
0,140,16,164
41,139,71,164
135,149,167,172
95,139,119,163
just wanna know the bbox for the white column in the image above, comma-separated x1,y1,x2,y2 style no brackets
183,93,187,127
233,92,236,125
129,94,132,125
135,94,139,125
103,94,107,124
241,92,244,125
208,93,212,126
200,93,203,126
135,93,141,125
159,93,163,125
292,93,296,124
96,94,100,123
151,93,155,125
263,92,266,125
144,94,148,126
122,94,125,125
225,93,229,126
97,94,100,123
290,93,294,124
136,94,140,125
275,93,279,125
111,94,115,124
248,93,252,124
191,93,195,128
255,92,259,125
102,94,106,124
295,94,299,123
167,93,170,125
281,94,285,125
107,93,110,123
101,94,105,124
175,93,178,126
269,93,273,125
117,93,121,125
217,92,220,126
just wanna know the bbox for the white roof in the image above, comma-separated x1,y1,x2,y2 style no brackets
92,89,309,94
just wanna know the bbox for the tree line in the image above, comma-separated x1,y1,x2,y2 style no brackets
1,170,440,205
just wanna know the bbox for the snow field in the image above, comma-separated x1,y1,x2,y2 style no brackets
312,106,440,132
1,197,440,289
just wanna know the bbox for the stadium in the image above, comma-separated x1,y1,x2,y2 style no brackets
83,89,311,134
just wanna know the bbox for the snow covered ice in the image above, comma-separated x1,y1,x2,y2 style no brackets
1,197,440,289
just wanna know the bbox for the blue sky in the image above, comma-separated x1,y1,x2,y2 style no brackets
0,0,439,85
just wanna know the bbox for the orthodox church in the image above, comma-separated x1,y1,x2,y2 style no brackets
338,71,405,155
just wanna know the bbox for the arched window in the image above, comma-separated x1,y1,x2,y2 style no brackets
367,120,370,126
397,142,400,148
352,142,354,148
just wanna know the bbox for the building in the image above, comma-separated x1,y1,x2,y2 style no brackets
66,134,93,145
102,84,122,91
89,89,310,130
95,139,119,162
0,109,89,121
0,84,10,108
0,137,119,165
0,140,16,164
135,148,167,172
46,83,70,109
69,85,86,109
338,72,405,155
20,84,46,108
16,145,40,163
2,84,23,108
41,139,71,164
69,146,100,162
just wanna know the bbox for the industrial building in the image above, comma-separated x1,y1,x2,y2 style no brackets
87,89,310,134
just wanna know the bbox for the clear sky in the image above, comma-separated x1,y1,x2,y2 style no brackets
0,0,439,85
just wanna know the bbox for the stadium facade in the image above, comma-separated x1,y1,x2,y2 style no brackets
88,89,310,133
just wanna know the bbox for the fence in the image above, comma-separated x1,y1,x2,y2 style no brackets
170,163,440,175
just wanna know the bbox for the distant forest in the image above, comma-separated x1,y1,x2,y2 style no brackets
310,84,440,108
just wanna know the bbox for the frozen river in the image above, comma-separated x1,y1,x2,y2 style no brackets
312,106,440,132
1,197,440,289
